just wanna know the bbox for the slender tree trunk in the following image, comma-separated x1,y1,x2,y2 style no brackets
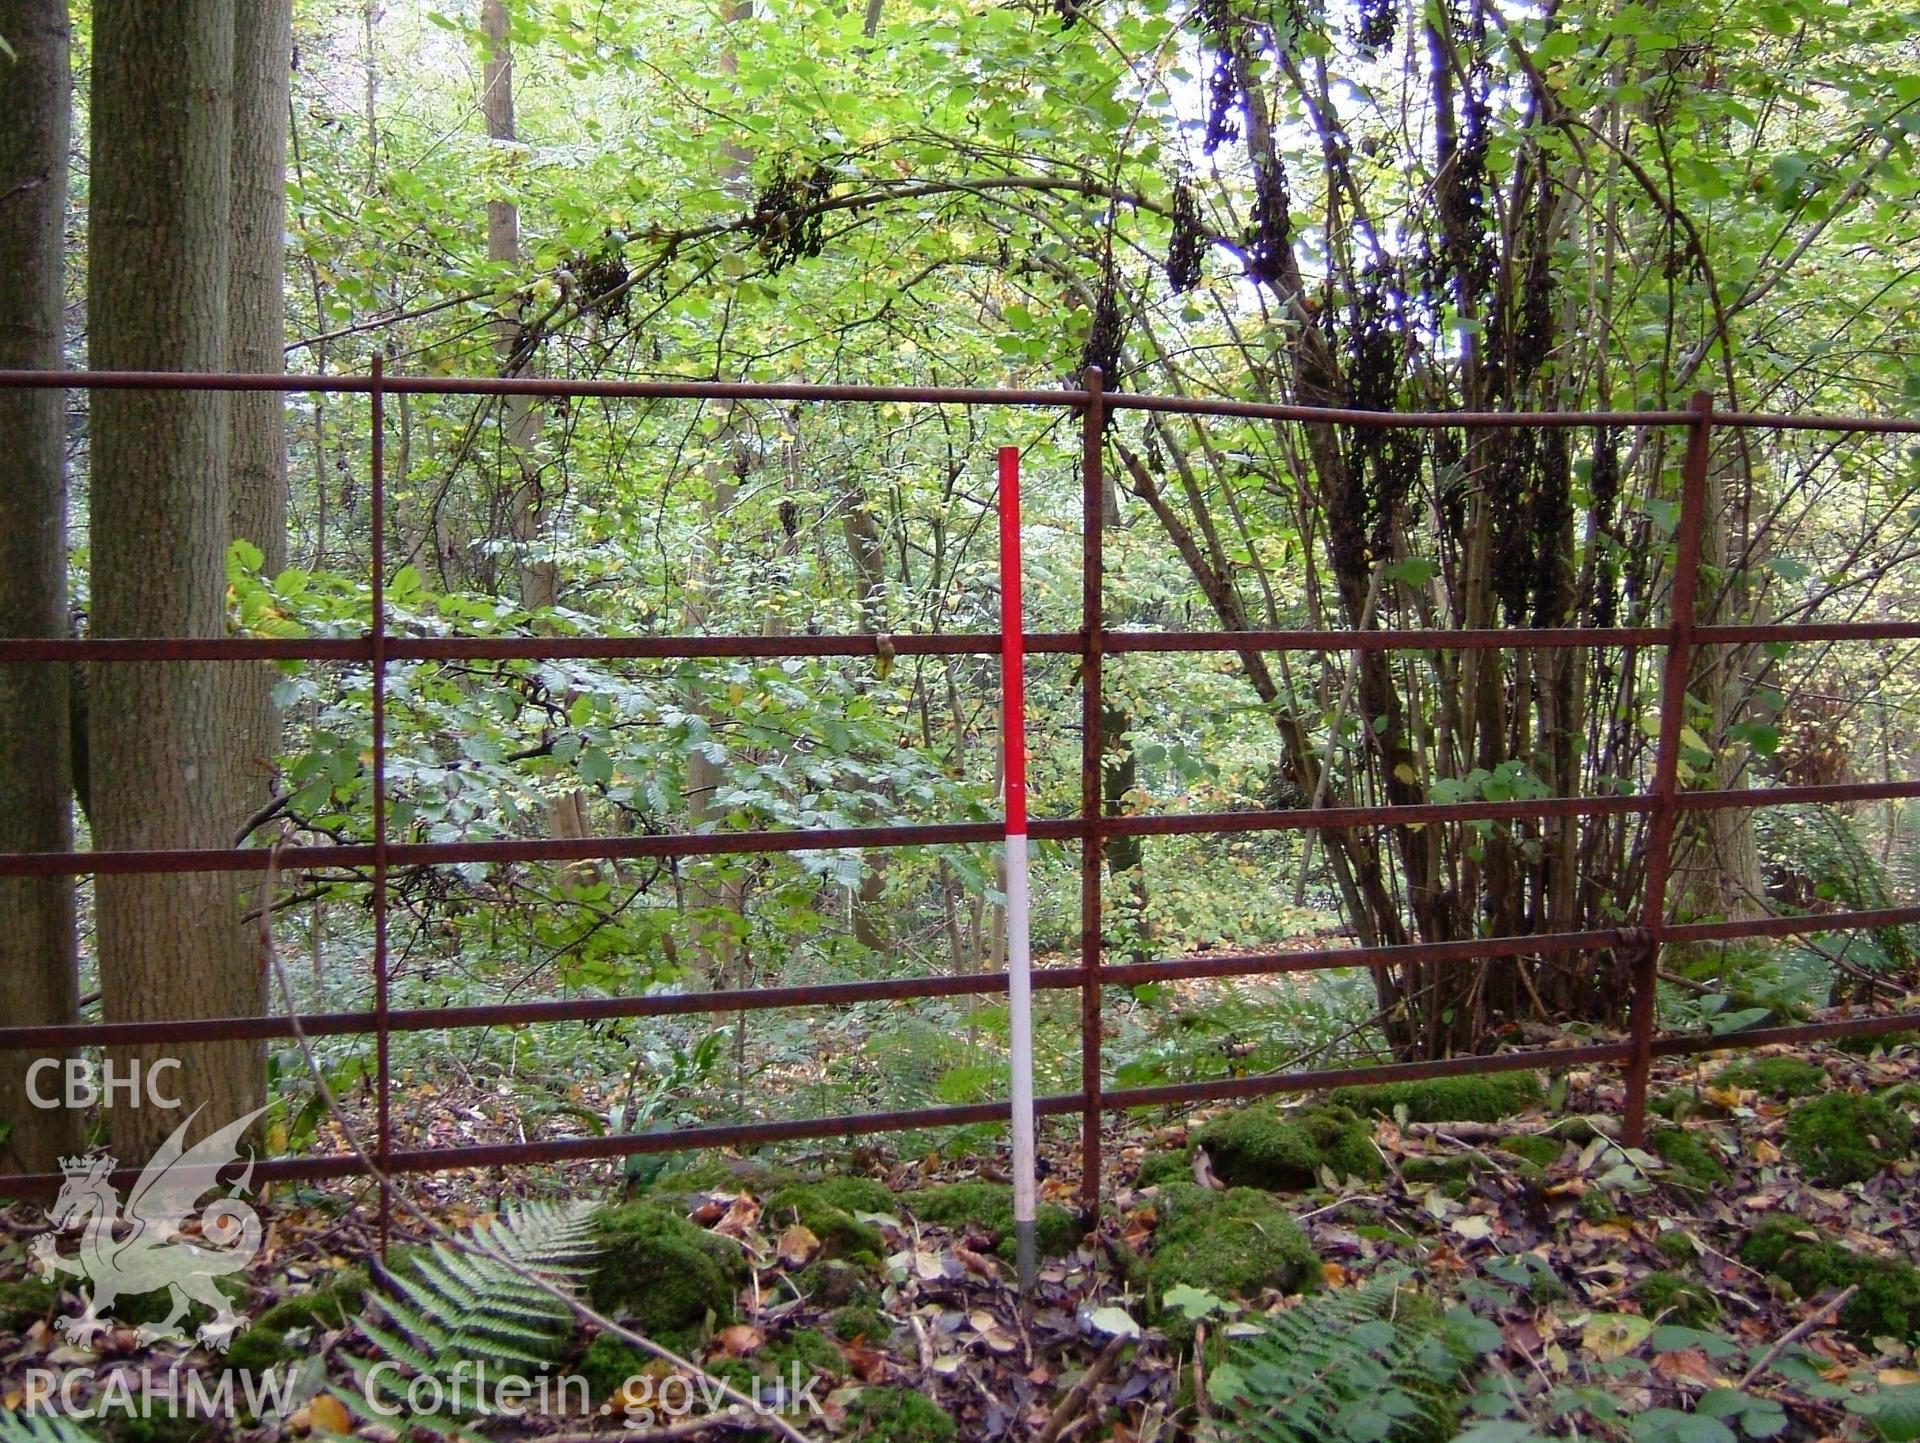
0,0,81,1175
840,465,890,951
480,0,593,862
222,0,292,984
91,0,259,1160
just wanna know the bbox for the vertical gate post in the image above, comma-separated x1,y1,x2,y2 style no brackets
1079,366,1106,1211
1623,389,1714,1146
370,355,393,1246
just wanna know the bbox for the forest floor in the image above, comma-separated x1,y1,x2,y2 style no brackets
2,1029,1917,1443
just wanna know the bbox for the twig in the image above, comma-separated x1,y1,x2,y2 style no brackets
1191,1322,1212,1425
1736,1284,1859,1389
253,842,818,1443
539,1417,759,1443
1035,1333,1128,1443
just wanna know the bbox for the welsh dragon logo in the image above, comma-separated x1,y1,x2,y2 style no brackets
30,1105,269,1351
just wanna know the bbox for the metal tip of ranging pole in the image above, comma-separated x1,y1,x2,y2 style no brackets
999,443,1040,1299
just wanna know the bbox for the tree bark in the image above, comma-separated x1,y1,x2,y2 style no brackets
222,0,292,988
0,0,81,1175
91,0,260,1160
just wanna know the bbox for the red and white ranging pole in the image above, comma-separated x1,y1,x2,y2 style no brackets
997,444,1039,1291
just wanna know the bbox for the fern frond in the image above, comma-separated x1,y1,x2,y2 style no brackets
1223,1269,1483,1443
353,1199,600,1418
0,1415,103,1443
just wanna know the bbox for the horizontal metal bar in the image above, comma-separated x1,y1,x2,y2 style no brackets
12,619,1919,667
0,1042,1630,1200
0,368,1093,407
5,369,1911,434
1651,1010,1920,1058
17,775,1920,877
1694,622,1920,645
0,1093,1092,1199
0,967,1090,1050
1099,928,1628,988
1663,904,1920,946
1099,1042,1634,1110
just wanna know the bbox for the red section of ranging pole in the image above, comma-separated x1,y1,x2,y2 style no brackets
999,445,1027,836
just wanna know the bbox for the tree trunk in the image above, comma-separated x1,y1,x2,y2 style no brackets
222,0,292,977
840,466,890,952
91,0,260,1160
0,0,81,1175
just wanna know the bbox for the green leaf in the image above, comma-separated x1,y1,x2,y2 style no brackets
1163,1284,1229,1322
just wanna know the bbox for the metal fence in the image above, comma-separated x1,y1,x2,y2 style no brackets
3,364,1919,1230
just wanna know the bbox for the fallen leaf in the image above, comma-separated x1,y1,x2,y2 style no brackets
1878,1368,1920,1386
954,1244,1001,1280
1450,1215,1495,1242
778,1223,821,1268
1088,1305,1142,1340
307,1393,354,1435
1582,1312,1654,1362
970,1310,1019,1353
1322,1261,1351,1288
715,1324,766,1357
1652,1347,1720,1385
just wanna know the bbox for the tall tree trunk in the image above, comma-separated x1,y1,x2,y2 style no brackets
222,0,292,977
91,0,259,1160
840,465,890,952
480,0,593,858
682,0,756,985
0,0,81,1175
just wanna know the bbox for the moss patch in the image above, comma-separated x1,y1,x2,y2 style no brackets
1654,1230,1698,1264
1330,1072,1543,1124
1498,1135,1565,1169
589,1202,746,1337
907,1182,1082,1260
1136,1149,1193,1188
1194,1103,1381,1190
793,1258,878,1307
764,1184,886,1264
830,1304,891,1342
1717,1056,1828,1099
804,1176,897,1216
756,1326,843,1383
1637,1271,1718,1327
1650,1126,1729,1187
577,1333,649,1401
0,1278,58,1333
222,1273,365,1372
845,1386,959,1443
1741,1222,1920,1343
1783,1091,1912,1185
1147,1187,1320,1336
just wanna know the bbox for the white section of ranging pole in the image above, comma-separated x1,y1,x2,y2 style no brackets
998,444,1039,1293
1006,831,1037,1290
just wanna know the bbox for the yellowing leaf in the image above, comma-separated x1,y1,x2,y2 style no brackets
1582,1312,1654,1362
308,1394,354,1435
777,1223,820,1268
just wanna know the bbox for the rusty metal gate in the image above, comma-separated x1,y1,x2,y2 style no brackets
2,364,1918,1234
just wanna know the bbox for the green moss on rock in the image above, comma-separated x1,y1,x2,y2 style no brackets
1650,1126,1729,1187
1498,1135,1565,1169
0,1278,57,1332
830,1304,891,1342
1741,1221,1920,1342
1835,1030,1918,1056
805,1176,897,1216
1637,1272,1717,1327
764,1184,886,1264
1194,1103,1381,1190
793,1258,877,1307
1148,1187,1320,1336
907,1182,1082,1259
1654,1230,1698,1264
1783,1091,1912,1185
758,1327,842,1382
845,1386,958,1443
1717,1056,1828,1099
1136,1150,1193,1188
589,1202,745,1337
1330,1073,1543,1124
577,1333,649,1400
